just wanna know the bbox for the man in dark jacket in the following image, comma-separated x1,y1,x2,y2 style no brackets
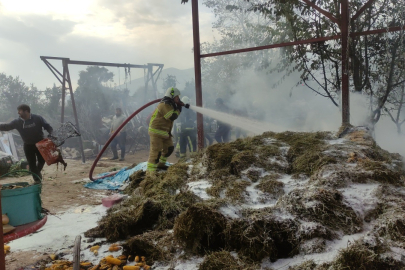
0,104,53,183
177,96,197,158
214,98,231,143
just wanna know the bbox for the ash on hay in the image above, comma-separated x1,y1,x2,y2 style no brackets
84,127,405,269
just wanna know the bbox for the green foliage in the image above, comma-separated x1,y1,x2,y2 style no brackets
162,74,178,91
196,0,405,129
0,73,45,119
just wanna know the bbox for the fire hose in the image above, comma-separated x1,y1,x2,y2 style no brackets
89,99,160,181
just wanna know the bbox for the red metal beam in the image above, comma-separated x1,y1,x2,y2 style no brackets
40,56,69,61
43,60,63,85
351,0,377,22
68,60,146,69
61,64,66,124
341,0,350,124
351,25,405,37
40,56,151,69
300,0,339,24
192,0,204,150
201,34,341,58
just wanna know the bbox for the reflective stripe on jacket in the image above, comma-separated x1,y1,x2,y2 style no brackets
148,102,180,137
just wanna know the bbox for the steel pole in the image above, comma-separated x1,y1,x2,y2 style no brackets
341,0,350,124
61,60,66,124
65,62,86,163
191,0,204,150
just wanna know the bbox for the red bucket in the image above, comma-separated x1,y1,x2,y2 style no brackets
35,139,60,166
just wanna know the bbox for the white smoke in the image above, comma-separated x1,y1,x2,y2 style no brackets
200,68,405,157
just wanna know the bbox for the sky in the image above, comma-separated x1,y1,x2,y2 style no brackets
0,0,215,89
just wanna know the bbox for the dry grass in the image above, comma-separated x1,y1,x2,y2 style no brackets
225,213,299,262
256,174,284,199
206,174,251,204
84,129,405,269
123,230,179,264
277,188,362,234
327,240,403,270
85,197,162,241
198,250,261,270
173,204,227,254
360,159,404,185
374,207,405,245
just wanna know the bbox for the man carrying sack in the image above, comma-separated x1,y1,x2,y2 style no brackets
0,104,53,184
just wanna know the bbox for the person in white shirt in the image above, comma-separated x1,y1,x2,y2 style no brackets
110,108,127,161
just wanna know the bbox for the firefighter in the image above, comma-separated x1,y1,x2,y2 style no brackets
147,87,189,174
178,96,197,158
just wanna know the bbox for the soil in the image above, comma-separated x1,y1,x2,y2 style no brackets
2,148,179,270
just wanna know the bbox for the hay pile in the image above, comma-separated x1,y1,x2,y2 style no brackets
85,126,405,269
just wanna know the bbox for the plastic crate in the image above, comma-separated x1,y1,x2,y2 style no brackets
36,139,60,166
1,182,42,226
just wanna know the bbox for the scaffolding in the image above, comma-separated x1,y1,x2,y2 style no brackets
40,56,163,162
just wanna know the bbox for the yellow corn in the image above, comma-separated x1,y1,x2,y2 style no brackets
90,245,100,252
122,266,140,270
105,256,122,266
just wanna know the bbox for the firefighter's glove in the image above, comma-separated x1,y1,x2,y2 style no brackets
185,104,190,109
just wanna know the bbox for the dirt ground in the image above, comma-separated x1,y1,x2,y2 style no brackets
3,148,179,270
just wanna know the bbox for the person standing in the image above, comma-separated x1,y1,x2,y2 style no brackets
214,98,231,143
110,108,127,161
177,96,197,158
0,104,53,184
147,87,189,174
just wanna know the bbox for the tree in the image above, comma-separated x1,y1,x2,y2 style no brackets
162,74,178,91
74,66,115,111
44,84,61,116
385,83,405,134
71,66,127,141
199,0,277,103
0,73,44,120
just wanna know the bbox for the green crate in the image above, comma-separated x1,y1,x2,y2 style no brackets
1,182,42,226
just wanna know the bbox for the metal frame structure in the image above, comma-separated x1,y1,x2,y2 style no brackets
40,56,163,162
190,0,405,149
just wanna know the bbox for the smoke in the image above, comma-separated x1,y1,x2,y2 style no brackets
201,68,405,158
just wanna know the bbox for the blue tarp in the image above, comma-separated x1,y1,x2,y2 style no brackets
84,162,169,190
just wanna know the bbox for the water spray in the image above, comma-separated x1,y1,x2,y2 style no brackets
188,105,285,135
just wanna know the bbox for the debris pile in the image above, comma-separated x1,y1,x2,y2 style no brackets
61,147,81,159
83,127,405,269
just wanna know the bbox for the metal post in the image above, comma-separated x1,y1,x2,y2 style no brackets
61,61,66,124
191,0,204,150
341,0,350,124
64,62,86,163
0,188,5,270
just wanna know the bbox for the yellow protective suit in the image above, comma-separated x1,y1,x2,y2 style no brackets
147,100,181,172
